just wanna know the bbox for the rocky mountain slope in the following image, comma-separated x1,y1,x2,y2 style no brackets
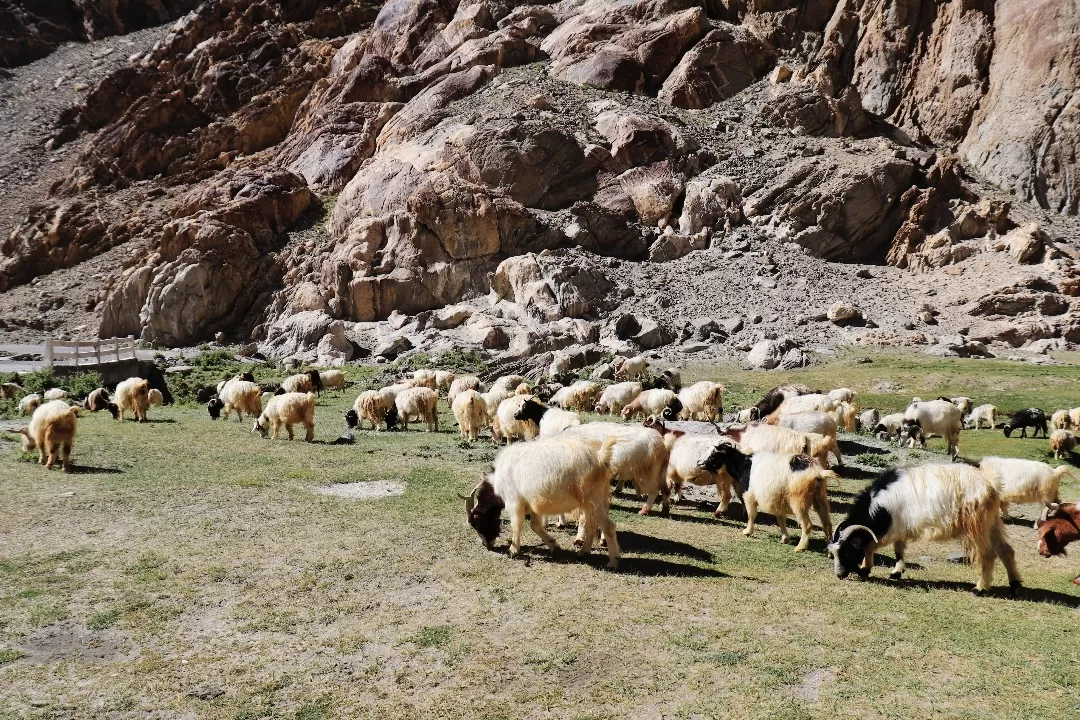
1,0,1078,370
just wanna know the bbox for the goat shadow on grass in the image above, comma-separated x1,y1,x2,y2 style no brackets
1002,515,1039,528
834,465,880,481
506,546,727,578
839,439,890,456
68,465,123,475
135,418,177,424
861,576,1080,607
615,530,713,562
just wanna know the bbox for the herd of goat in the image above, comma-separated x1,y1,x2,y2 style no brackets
3,353,1079,592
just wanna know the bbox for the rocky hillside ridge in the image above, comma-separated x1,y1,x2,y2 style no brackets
1,0,1079,370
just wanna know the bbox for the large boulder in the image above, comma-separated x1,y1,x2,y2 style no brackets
659,25,773,109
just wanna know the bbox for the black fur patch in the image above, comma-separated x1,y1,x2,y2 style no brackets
239,371,255,383
384,405,399,430
788,454,812,472
662,397,683,421
344,409,359,429
274,387,286,396
308,369,323,391
467,480,505,545
333,431,355,445
106,402,119,420
206,398,224,420
753,387,787,419
514,398,548,425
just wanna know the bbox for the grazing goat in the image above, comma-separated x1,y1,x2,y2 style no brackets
147,389,164,407
215,380,262,422
85,388,118,419
43,388,68,401
0,382,22,399
1068,407,1080,428
18,393,41,416
281,370,323,396
1036,504,1080,586
901,399,961,457
548,353,570,380
831,401,857,432
828,464,1021,595
678,381,724,422
319,370,347,393
411,369,437,389
435,371,455,394
491,375,526,395
452,389,487,441
253,392,316,441
978,457,1067,520
654,368,682,393
1003,408,1048,439
595,382,642,415
395,387,439,432
777,411,843,466
666,435,750,517
462,436,621,568
1049,429,1077,459
352,390,395,431
768,393,836,421
549,380,601,412
827,388,854,404
750,384,814,420
115,377,150,422
448,376,482,406
564,420,678,515
718,423,833,470
621,389,682,422
515,397,581,437
858,408,879,432
493,395,538,444
964,404,997,430
946,396,974,415
17,399,78,471
613,355,648,381
742,453,835,551
1050,410,1071,431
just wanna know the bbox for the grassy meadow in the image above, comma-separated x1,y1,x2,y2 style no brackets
0,350,1078,719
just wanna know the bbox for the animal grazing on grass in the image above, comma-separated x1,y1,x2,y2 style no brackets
411,369,437,389
17,400,78,472
1035,504,1080,586
828,463,1021,596
751,384,815,420
595,382,642,415
147,389,164,407
319,370,347,393
1049,429,1077,459
977,457,1067,520
621,389,682,422
461,436,621,568
281,370,323,396
549,380,601,412
395,387,439,432
964,404,997,430
901,399,962,458
613,355,648,381
1050,409,1071,431
742,452,834,552
452,389,487,441
653,368,682,393
0,382,22,399
85,388,118,419
43,388,67,401
212,380,262,422
115,377,151,422
18,393,41,416
1002,408,1048,439
678,381,724,422
253,392,316,441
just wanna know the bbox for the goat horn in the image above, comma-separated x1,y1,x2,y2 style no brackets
837,524,879,545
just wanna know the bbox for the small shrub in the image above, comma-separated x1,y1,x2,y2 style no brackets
853,452,891,467
0,649,24,665
87,609,121,631
412,625,452,649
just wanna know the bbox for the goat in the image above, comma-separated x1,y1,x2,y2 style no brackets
750,384,815,420
595,382,642,415
281,370,323,396
677,381,724,422
395,387,438,432
621,389,682,422
1049,429,1077,459
901,399,962,457
115,377,150,422
613,355,648,381
718,423,834,471
448,376,482,407
253,392,316,441
85,388,118,419
17,399,78,472
461,436,621,568
1036,504,1080,586
777,411,843,466
453,389,488,441
978,457,1067,520
515,397,581,437
964,404,997,430
742,453,835,551
1050,409,1072,431
666,435,750,517
1002,408,1048,439
319,370,347,393
828,464,1021,595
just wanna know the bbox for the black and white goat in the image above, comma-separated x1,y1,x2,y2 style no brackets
828,463,1021,596
1002,408,1048,439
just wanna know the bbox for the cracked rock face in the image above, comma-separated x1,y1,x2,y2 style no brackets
1,0,1079,362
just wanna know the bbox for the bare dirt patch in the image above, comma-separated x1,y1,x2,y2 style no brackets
311,480,406,499
17,621,126,663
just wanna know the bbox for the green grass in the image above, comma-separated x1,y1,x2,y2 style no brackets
0,352,1077,719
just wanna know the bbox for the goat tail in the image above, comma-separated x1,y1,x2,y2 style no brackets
958,490,1002,565
597,436,618,473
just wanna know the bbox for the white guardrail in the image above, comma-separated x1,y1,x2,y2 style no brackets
44,336,138,368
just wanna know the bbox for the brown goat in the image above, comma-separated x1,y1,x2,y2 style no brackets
1036,503,1080,587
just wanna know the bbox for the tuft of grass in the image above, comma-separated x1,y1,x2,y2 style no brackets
0,649,24,665
87,609,121,631
411,625,452,649
853,452,892,467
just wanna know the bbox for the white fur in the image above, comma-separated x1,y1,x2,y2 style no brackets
827,388,854,403
771,393,836,419
282,373,316,394
395,387,438,432
613,356,648,380
219,380,262,421
621,389,678,421
719,423,833,469
18,399,78,471
448,376,482,406
18,393,41,416
742,452,834,551
435,371,455,393
115,377,150,422
319,370,346,393
1050,409,1071,431
979,456,1068,518
902,399,962,457
493,395,538,444
777,412,843,466
562,422,676,515
1049,429,1077,459
43,388,67,401
964,404,997,430
354,390,388,430
452,389,487,441
678,381,724,422
536,406,582,437
253,392,315,441
147,388,163,407
666,435,740,515
549,380,601,411
595,382,642,415
411,369,437,389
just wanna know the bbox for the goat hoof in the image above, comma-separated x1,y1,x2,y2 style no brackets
571,539,584,549
1009,581,1024,598
888,572,903,581
971,587,988,597
855,567,871,579
638,507,650,516
605,561,619,571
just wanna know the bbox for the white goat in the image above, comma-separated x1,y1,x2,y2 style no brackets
678,381,724,422
827,388,854,404
115,377,150,422
395,387,438,432
621,389,680,421
901,399,962,457
462,436,621,568
613,356,648,380
253,392,316,441
218,380,262,421
17,399,78,471
978,457,1068,520
549,380,601,411
493,395,538,444
43,388,67,401
448,376,482,406
742,452,835,551
319,370,347,393
18,393,41,416
666,435,750,517
452,389,487,441
964,404,997,430
435,371,455,394
1050,410,1071,431
595,382,642,415
777,411,843,466
1050,429,1077,459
